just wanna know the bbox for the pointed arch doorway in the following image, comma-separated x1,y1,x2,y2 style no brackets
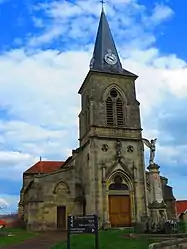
108,175,131,227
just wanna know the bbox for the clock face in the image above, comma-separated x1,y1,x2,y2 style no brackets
105,53,117,65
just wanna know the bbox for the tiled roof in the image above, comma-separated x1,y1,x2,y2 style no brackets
0,219,7,225
176,200,187,215
24,161,64,174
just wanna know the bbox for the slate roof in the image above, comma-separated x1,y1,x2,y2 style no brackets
163,185,176,201
90,9,137,77
24,161,64,174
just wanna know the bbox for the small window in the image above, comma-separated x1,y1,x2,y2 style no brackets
109,175,129,190
110,88,118,98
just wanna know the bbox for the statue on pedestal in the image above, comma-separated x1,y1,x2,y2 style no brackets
142,138,157,165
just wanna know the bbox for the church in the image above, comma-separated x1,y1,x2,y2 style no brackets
18,8,177,231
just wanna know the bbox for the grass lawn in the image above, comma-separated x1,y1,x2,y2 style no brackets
0,228,37,246
51,229,160,249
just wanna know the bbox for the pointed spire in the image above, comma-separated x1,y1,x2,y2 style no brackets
90,8,137,77
100,0,105,12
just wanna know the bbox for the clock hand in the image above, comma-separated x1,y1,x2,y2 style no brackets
109,56,114,61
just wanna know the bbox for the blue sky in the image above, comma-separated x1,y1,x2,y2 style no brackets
0,0,187,214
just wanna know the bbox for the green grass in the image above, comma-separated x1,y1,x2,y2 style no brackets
51,229,159,249
178,222,187,233
0,228,38,246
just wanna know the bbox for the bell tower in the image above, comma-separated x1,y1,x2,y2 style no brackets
78,8,147,227
79,9,141,144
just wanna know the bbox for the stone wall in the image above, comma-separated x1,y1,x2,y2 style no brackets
79,72,141,134
77,60,148,227
24,167,80,231
92,137,147,223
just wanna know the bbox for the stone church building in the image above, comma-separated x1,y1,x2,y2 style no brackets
18,9,176,231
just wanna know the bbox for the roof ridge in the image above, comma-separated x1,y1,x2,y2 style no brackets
24,160,65,174
38,160,64,162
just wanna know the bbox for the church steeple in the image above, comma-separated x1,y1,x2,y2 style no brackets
90,9,136,77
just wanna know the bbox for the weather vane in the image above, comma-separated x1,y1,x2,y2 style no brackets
100,0,105,10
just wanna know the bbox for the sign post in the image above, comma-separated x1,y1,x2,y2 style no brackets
67,215,99,249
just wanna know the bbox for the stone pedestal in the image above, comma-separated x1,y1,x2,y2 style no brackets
147,163,167,231
148,202,167,232
147,163,166,204
148,202,167,220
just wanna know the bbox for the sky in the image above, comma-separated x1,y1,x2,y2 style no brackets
0,0,187,214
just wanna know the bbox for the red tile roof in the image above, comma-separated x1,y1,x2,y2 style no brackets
0,219,7,225
24,161,64,174
176,200,187,215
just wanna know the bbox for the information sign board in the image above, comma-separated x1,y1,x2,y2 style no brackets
67,215,99,249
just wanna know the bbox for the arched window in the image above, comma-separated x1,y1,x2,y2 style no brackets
109,175,128,190
106,88,124,127
53,181,70,194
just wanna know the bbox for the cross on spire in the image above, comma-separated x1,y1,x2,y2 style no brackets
100,0,105,11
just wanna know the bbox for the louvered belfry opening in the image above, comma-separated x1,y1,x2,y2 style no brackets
116,98,124,126
106,88,124,127
106,97,114,125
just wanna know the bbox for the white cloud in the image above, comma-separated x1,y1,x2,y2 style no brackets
0,198,9,208
0,151,39,180
27,0,173,48
0,195,19,214
0,49,89,127
150,4,174,24
163,68,187,97
0,45,186,181
0,121,66,142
